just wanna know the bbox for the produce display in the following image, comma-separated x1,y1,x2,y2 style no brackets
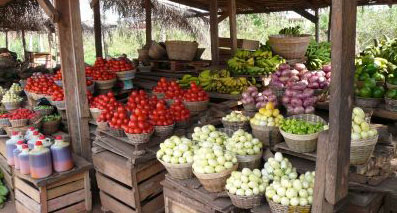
170,99,190,122
2,90,23,103
157,136,194,164
91,69,116,81
300,65,331,90
152,78,185,100
361,36,397,66
282,81,317,115
192,146,237,174
51,86,64,101
386,88,397,100
191,125,228,147
222,111,249,122
355,56,389,83
9,83,22,94
8,109,36,120
250,102,284,127
107,57,134,72
355,78,385,99
90,92,120,111
241,86,278,109
262,152,298,181
53,70,62,81
0,170,9,205
305,41,331,70
351,107,378,140
108,106,129,130
183,82,209,102
225,129,263,156
270,63,307,89
123,108,153,134
280,118,325,135
42,114,61,122
279,26,301,36
25,73,56,95
228,47,285,75
149,100,174,126
225,168,269,196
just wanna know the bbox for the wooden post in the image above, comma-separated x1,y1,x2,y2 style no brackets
54,0,91,160
229,0,237,53
312,0,357,212
145,0,152,46
93,1,103,58
315,9,320,42
210,0,219,65
5,31,8,49
21,30,27,61
327,6,332,42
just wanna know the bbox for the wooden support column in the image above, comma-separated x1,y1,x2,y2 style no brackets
21,30,27,61
312,0,357,212
328,6,332,42
210,0,219,65
54,0,91,160
5,31,8,49
229,0,237,53
315,9,320,42
145,0,152,46
93,0,103,57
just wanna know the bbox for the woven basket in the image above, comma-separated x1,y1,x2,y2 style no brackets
267,197,311,213
96,121,108,131
243,104,257,112
222,120,249,132
149,42,167,59
125,131,153,144
90,108,102,121
29,113,43,124
34,107,54,116
228,192,262,209
385,98,397,112
109,127,125,137
355,97,383,108
350,135,378,165
138,49,150,61
165,41,199,61
280,114,326,153
386,82,397,89
51,100,66,109
0,118,10,127
194,48,205,60
251,124,282,148
138,65,152,73
356,81,384,88
9,119,28,128
87,83,95,94
154,124,174,138
116,70,136,80
152,92,165,99
183,100,208,114
42,119,61,135
95,79,116,90
236,153,262,170
269,86,285,102
3,101,21,111
268,35,311,59
193,164,238,193
176,118,191,128
54,80,63,87
159,159,193,180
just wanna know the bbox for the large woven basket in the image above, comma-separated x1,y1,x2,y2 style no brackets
236,153,262,170
385,98,397,112
42,119,61,135
193,164,238,193
280,114,326,153
0,118,10,127
116,70,136,80
3,101,21,111
183,100,208,114
251,124,282,148
90,108,102,121
176,118,191,128
96,121,108,131
165,41,199,61
95,79,116,90
125,131,153,144
386,82,397,89
159,159,193,179
267,197,311,213
154,124,174,138
34,107,54,116
138,49,150,61
350,135,378,165
9,119,28,128
228,192,262,209
222,120,249,132
355,97,383,108
268,35,311,59
149,42,167,59
243,104,257,112
108,127,125,137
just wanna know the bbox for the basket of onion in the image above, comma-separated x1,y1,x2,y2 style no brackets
269,63,307,100
282,81,317,115
241,86,278,112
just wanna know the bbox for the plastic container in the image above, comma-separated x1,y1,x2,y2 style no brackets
27,131,40,149
6,131,23,166
50,136,74,172
13,141,24,170
38,135,52,148
19,144,30,175
29,141,53,179
24,127,38,140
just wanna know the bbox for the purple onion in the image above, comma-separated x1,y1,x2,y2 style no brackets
305,106,315,114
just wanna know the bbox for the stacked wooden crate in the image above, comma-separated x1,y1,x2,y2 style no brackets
0,135,13,200
92,129,166,213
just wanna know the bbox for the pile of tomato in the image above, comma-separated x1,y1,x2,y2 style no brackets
124,108,154,134
152,77,169,93
53,70,62,81
9,109,36,120
85,66,94,78
91,69,116,81
164,81,185,100
25,73,57,95
183,82,209,102
90,92,120,111
108,57,134,73
51,86,64,101
0,113,8,119
149,100,174,126
93,57,110,72
170,99,190,122
108,106,129,130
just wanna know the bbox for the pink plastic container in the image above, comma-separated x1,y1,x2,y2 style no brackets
29,141,52,179
27,131,40,149
13,141,24,170
6,131,23,166
19,144,30,175
50,136,74,172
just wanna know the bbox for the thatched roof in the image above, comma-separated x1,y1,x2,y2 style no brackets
0,0,54,32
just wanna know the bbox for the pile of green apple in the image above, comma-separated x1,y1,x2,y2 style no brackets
9,83,22,94
385,88,397,100
157,136,194,164
0,86,6,96
192,145,237,174
192,125,228,148
222,111,249,122
355,78,385,99
1,90,23,103
225,129,263,156
226,168,269,196
351,107,378,140
262,152,298,181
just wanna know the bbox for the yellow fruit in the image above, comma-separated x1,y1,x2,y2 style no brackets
264,110,273,117
259,108,267,115
272,109,280,117
266,102,275,110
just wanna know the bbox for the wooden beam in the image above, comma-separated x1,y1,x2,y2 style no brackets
294,9,318,23
210,0,219,65
93,1,103,57
0,0,12,6
217,12,228,23
168,0,209,11
229,0,237,53
5,31,8,49
327,6,332,42
90,0,99,8
37,0,60,23
54,0,91,160
21,30,27,61
315,9,320,42
145,0,152,46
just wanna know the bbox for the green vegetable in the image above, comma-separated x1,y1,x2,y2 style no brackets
372,87,385,98
373,72,385,82
387,77,397,85
363,78,376,88
279,26,301,36
34,105,53,110
0,185,8,197
359,87,372,98
280,119,325,135
305,41,331,70
386,89,397,99
43,114,61,122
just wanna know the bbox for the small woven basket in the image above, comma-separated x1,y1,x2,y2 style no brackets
95,79,116,90
90,108,102,121
154,124,174,138
0,118,10,127
269,34,311,59
125,131,153,144
158,159,193,179
355,97,383,108
267,197,311,213
386,82,397,89
108,127,125,137
34,107,54,116
236,153,262,170
9,119,28,128
42,119,61,135
193,164,238,193
243,104,257,112
251,124,282,148
116,70,136,80
165,41,198,61
3,101,21,111
350,135,378,165
227,192,262,209
280,114,326,153
222,119,249,132
176,118,191,128
183,100,208,114
385,98,397,112
148,42,167,59
96,121,108,131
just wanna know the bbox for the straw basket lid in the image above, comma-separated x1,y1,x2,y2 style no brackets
158,159,193,180
193,163,238,180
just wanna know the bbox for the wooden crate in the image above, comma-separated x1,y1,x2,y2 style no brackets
93,150,165,213
0,136,14,200
13,155,92,213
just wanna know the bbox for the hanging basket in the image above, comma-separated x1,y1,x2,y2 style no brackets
154,124,174,138
267,197,311,213
3,101,21,111
385,98,397,112
227,192,262,209
165,41,199,61
251,124,282,148
355,97,383,108
148,42,167,59
222,120,249,132
90,108,102,121
268,34,311,59
158,159,193,180
183,100,208,114
95,79,116,90
350,135,378,165
125,130,153,145
116,70,136,80
236,153,262,170
42,119,61,135
193,164,238,193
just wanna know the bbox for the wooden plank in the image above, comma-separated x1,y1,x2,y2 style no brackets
52,201,85,213
93,0,103,57
47,179,84,200
84,171,92,211
15,200,33,213
217,12,228,24
315,9,320,42
163,187,212,213
15,189,41,213
0,153,11,174
142,193,164,213
37,0,60,22
14,177,40,203
273,142,316,161
0,137,7,157
228,0,237,53
145,0,152,46
210,0,219,65
136,160,165,183
324,0,357,208
47,173,85,189
138,171,165,201
100,191,137,213
294,9,318,23
96,172,136,208
39,186,48,213
47,189,86,212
